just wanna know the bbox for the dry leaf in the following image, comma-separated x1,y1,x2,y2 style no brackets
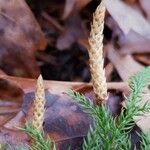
106,44,144,81
106,15,150,55
140,0,150,21
104,0,150,38
119,41,150,54
0,0,47,51
0,77,23,103
0,0,47,77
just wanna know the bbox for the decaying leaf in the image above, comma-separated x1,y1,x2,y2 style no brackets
0,0,47,51
0,77,23,102
106,44,144,81
0,0,47,77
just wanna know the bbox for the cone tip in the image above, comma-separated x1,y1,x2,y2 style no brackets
37,74,43,82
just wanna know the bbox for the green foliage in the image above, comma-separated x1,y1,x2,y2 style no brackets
19,123,56,150
68,66,150,149
117,66,150,132
68,91,131,149
141,132,150,150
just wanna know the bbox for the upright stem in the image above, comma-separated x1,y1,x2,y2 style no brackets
88,0,108,105
32,75,45,131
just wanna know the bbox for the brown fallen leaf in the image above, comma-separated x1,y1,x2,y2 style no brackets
106,44,144,81
1,90,92,149
0,77,23,103
105,0,150,56
106,17,150,55
44,94,92,149
117,31,150,54
0,74,128,95
0,0,47,51
0,0,47,77
0,76,23,126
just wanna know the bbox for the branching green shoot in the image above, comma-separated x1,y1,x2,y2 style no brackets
68,66,150,149
19,123,56,150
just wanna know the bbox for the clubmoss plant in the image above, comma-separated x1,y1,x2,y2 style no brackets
32,75,45,131
68,66,150,149
19,75,56,150
20,123,56,150
88,0,107,105
141,132,150,150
